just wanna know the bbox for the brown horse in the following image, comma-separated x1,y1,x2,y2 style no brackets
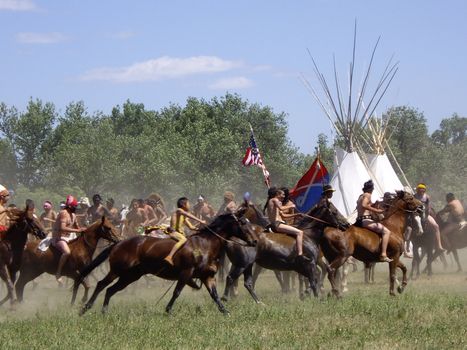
0,209,46,307
439,214,467,272
77,214,256,315
321,191,423,296
15,216,120,305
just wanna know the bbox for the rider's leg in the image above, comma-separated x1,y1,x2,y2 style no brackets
276,223,304,256
56,240,71,283
428,216,445,251
362,221,393,262
164,231,187,265
404,226,413,258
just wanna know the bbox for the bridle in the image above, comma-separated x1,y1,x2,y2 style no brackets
202,214,253,247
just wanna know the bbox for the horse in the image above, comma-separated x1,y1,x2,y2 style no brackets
15,216,120,305
222,203,347,303
321,191,423,296
0,209,46,307
77,214,256,315
438,213,467,272
410,213,443,278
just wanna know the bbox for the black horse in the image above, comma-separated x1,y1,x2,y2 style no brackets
0,209,46,307
222,204,347,303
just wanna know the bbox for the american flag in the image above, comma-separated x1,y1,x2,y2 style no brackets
242,129,271,187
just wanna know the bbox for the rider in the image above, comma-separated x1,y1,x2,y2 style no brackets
52,195,85,285
164,197,206,266
438,193,465,239
76,197,90,227
355,180,393,263
106,198,121,226
40,200,57,234
414,183,445,252
193,195,215,222
87,194,110,223
0,185,11,234
216,191,237,216
264,187,307,261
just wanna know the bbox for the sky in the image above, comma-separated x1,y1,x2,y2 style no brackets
1,0,466,153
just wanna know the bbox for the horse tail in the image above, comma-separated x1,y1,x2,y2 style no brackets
75,243,117,285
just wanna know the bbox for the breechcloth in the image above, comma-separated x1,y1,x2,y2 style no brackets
268,220,286,232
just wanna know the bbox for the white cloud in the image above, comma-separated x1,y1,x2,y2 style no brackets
208,76,254,90
0,0,36,11
16,32,67,44
81,56,241,83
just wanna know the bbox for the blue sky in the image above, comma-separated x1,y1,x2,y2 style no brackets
1,0,466,153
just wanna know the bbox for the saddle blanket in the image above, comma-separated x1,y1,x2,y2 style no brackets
37,232,77,252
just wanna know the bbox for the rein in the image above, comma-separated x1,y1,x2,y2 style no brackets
203,224,251,247
301,213,337,226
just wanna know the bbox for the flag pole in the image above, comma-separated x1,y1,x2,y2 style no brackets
248,123,270,188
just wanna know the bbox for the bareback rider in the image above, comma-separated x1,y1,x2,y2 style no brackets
438,193,465,240
40,200,57,234
0,185,12,235
164,197,206,266
355,180,393,263
264,187,307,261
193,195,215,222
414,183,445,252
87,194,110,223
52,195,85,284
216,191,237,216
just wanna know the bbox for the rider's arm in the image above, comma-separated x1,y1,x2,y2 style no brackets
362,195,383,214
60,213,83,233
145,206,159,225
178,208,206,225
274,198,296,213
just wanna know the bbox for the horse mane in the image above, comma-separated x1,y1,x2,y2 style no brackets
248,204,271,227
7,208,27,226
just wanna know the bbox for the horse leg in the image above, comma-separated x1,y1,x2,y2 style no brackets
251,264,262,289
80,271,117,315
327,256,348,297
203,276,229,314
221,264,245,302
165,269,193,314
102,270,144,314
317,258,328,294
15,269,43,303
396,260,408,294
274,270,286,293
452,249,462,272
243,264,261,304
389,260,397,296
0,266,14,307
81,278,90,304
306,259,319,298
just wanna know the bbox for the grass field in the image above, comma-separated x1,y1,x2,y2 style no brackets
1,254,466,349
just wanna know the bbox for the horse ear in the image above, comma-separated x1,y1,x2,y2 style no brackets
396,190,404,199
101,216,106,224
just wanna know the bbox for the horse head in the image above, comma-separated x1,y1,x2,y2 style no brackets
236,203,270,228
384,191,424,234
207,213,257,247
8,209,47,241
304,204,350,231
87,216,121,244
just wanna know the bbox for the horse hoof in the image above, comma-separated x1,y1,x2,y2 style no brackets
397,286,404,294
257,301,266,306
389,292,396,297
221,296,228,302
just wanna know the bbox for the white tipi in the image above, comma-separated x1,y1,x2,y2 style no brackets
302,24,398,220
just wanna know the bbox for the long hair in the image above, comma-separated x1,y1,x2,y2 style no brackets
263,187,279,214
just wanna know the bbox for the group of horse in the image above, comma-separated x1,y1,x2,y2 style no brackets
0,190,465,316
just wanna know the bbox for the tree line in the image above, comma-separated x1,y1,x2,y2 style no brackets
0,94,465,210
